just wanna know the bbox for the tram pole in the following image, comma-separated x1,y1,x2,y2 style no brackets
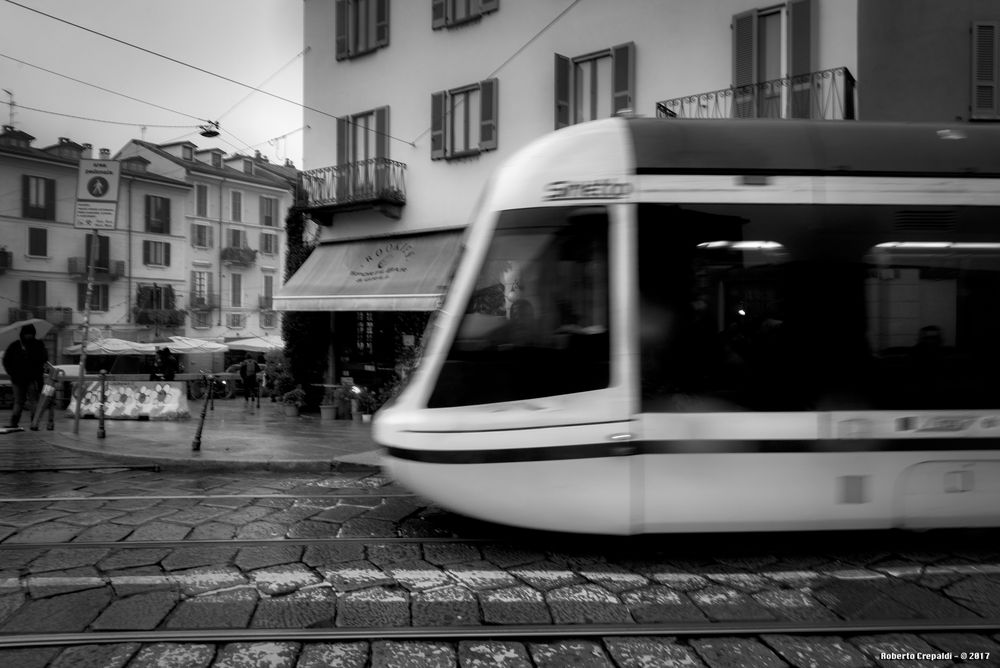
97,369,107,439
192,371,213,451
73,230,99,435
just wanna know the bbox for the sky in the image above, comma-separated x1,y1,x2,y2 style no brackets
0,0,304,167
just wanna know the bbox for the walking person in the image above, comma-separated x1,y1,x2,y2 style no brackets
2,323,49,429
238,352,259,406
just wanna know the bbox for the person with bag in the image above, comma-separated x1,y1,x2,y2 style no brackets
2,323,48,429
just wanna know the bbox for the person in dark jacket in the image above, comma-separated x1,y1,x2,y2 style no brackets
2,323,49,428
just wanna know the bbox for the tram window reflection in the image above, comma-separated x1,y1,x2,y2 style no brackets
428,207,610,408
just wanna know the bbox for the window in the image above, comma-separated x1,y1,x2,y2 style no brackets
190,270,212,306
228,228,246,248
20,280,46,309
231,273,242,307
231,191,242,222
261,311,277,328
22,175,55,220
263,274,274,300
193,310,212,328
142,240,171,266
636,203,1000,413
243,159,253,175
212,153,222,168
429,207,610,408
77,283,109,312
137,284,175,310
27,227,47,256
84,234,110,272
974,21,1000,119
732,0,815,118
357,311,374,355
196,184,209,217
260,196,277,226
260,232,278,255
145,195,171,234
335,0,389,60
431,79,498,160
336,106,390,197
192,223,213,249
182,145,194,161
554,43,634,129
432,0,499,29
227,313,245,328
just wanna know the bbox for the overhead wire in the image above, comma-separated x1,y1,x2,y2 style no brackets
3,0,416,147
0,99,196,129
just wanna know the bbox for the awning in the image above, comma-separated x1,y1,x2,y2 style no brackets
274,229,462,311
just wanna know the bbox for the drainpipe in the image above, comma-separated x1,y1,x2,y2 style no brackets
127,178,133,324
218,177,226,327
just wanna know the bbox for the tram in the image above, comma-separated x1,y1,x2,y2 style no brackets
374,117,1000,534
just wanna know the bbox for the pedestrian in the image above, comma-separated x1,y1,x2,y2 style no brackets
2,323,49,429
159,347,178,381
238,352,259,405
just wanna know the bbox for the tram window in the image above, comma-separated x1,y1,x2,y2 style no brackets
864,243,1000,408
428,207,610,407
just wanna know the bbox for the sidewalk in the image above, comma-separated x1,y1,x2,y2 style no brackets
18,397,383,472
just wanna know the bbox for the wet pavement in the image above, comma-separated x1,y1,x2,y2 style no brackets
0,397,380,472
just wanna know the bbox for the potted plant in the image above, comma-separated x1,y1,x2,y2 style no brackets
319,386,337,420
353,386,377,423
282,387,306,417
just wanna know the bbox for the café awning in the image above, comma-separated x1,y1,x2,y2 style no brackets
273,229,462,311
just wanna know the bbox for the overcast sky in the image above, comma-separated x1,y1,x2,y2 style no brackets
0,0,304,166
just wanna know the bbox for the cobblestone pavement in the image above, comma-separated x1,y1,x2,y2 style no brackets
0,469,998,666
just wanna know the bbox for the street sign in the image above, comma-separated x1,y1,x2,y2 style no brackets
74,159,120,229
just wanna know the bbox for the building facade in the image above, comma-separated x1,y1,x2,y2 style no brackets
286,0,859,391
116,140,294,347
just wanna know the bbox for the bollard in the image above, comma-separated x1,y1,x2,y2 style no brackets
97,370,107,439
192,372,214,451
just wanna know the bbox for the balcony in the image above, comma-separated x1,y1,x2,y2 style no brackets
656,67,856,121
300,157,406,218
0,249,11,274
134,308,186,329
220,246,258,266
190,293,220,311
8,306,73,326
258,295,273,310
68,257,126,281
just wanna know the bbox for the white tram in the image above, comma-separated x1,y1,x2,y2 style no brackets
374,117,1000,534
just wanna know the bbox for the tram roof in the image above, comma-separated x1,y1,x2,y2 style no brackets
625,118,1000,178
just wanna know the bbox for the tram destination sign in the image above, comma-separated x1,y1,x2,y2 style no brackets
74,159,120,229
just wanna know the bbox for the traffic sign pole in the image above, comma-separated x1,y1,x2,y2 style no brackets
73,230,99,435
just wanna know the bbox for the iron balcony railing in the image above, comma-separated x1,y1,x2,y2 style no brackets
190,293,220,311
68,257,126,281
220,246,258,266
300,157,407,209
656,66,856,121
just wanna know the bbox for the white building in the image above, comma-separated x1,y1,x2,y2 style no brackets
284,0,858,390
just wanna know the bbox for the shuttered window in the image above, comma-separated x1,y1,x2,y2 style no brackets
84,234,110,272
432,0,499,29
145,195,171,234
19,280,46,309
973,21,1000,120
192,223,213,249
260,232,278,255
22,175,55,220
335,0,389,60
430,79,499,160
77,284,109,312
260,196,277,226
142,240,171,266
196,184,209,217
27,227,47,257
553,44,634,130
231,191,243,222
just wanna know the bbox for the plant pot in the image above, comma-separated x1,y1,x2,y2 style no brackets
319,404,336,420
361,414,372,423
283,405,300,417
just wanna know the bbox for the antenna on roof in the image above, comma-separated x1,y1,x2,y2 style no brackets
2,89,13,126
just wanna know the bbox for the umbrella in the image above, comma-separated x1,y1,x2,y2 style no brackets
0,318,55,351
62,338,157,355
166,336,229,354
226,335,284,353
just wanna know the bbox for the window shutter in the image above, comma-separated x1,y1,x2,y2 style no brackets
137,285,150,310
164,243,171,267
21,175,28,215
190,271,197,298
375,0,389,47
973,21,999,119
611,42,635,115
164,285,176,310
335,0,349,60
144,195,152,230
77,284,86,312
732,9,758,118
142,240,150,265
432,0,446,29
208,225,214,249
554,53,571,129
788,0,814,118
336,116,349,166
375,106,390,160
431,91,446,159
208,272,213,298
98,235,110,269
259,232,264,253
44,178,55,220
163,198,171,235
480,0,499,14
479,78,498,151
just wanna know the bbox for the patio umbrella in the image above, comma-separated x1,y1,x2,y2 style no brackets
0,318,55,351
166,336,229,353
226,335,284,353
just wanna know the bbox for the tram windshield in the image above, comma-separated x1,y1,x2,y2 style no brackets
428,206,610,407
639,203,1000,412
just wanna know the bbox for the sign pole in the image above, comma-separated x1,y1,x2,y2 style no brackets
73,230,99,435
